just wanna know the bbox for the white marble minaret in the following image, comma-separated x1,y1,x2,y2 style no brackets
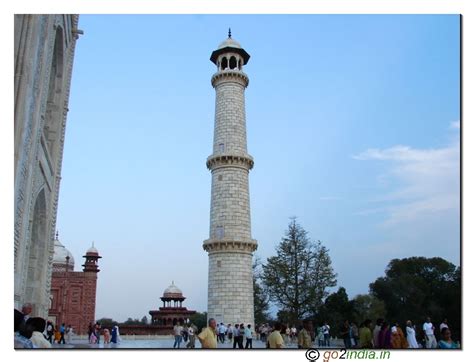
203,30,257,326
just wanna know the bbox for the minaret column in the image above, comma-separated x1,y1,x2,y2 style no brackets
204,32,257,327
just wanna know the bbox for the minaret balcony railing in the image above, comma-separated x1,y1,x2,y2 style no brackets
206,154,254,171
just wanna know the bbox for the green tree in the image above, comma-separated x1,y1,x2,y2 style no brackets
262,218,337,322
122,317,142,325
189,311,208,332
253,255,270,325
96,317,118,326
140,315,148,325
351,294,386,323
317,287,354,336
370,257,460,339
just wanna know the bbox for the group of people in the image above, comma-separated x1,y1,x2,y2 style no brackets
217,322,254,348
87,322,121,344
172,322,198,348
308,316,458,349
14,303,73,349
172,321,255,349
187,318,314,349
369,317,459,349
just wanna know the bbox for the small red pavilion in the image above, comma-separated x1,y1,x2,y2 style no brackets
149,282,196,328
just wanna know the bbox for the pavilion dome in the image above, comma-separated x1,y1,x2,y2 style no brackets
52,234,75,267
218,37,242,50
86,245,99,254
163,281,183,298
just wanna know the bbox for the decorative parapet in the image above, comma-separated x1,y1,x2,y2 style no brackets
206,154,254,171
203,238,258,253
211,70,249,88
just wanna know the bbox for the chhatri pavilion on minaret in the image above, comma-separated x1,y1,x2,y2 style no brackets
203,30,257,327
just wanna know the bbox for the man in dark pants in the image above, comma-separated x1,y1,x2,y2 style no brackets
59,323,66,344
233,324,240,348
245,324,253,348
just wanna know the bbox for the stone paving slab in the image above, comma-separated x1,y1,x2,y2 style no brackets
52,338,344,349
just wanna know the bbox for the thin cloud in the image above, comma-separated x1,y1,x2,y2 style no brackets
353,130,460,227
449,120,460,130
319,196,340,201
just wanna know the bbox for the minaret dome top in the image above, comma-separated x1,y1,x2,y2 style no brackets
210,31,250,66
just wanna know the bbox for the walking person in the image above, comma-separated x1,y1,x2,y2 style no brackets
297,320,313,349
259,324,267,343
359,320,373,348
65,325,73,344
173,322,183,348
341,320,351,348
46,321,54,344
423,317,437,349
238,323,245,348
268,322,284,348
244,324,253,348
372,318,383,348
197,318,217,349
322,321,331,347
291,325,298,344
111,326,118,344
94,322,101,344
317,324,325,347
378,322,391,349
181,324,189,344
351,322,359,347
103,328,110,344
406,320,419,348
227,323,233,343
439,318,449,333
218,323,226,343
186,324,197,348
233,324,240,349
58,323,66,344
438,327,459,349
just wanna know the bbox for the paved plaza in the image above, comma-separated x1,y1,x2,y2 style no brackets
52,336,344,349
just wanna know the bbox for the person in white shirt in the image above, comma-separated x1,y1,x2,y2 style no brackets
405,320,418,348
423,317,437,348
27,317,51,348
218,323,227,343
173,322,183,348
186,324,197,348
439,318,449,332
322,322,331,347
66,325,74,344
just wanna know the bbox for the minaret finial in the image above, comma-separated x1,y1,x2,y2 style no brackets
92,241,94,248
228,28,231,38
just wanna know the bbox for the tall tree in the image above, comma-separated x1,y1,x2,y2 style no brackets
370,257,460,339
253,255,270,325
262,218,337,322
351,294,386,323
317,287,354,334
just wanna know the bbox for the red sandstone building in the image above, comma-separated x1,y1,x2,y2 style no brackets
149,282,196,328
48,233,101,334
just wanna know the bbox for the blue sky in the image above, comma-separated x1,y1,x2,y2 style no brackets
56,14,460,322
